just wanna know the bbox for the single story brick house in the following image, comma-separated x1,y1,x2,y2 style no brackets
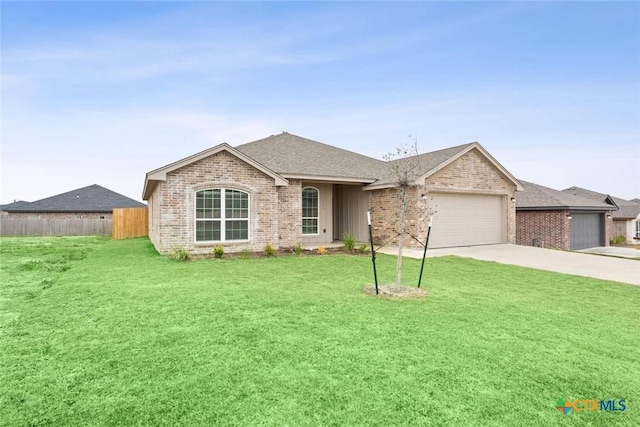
516,181,616,250
0,200,30,214
562,186,640,245
1,184,146,220
143,132,522,255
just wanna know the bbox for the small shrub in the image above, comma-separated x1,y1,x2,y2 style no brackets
172,247,190,261
213,246,224,259
240,248,250,260
264,243,276,257
317,246,327,255
292,242,303,256
358,243,369,254
343,233,356,252
610,235,626,245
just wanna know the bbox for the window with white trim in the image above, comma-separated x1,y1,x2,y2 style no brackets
195,189,249,242
636,220,640,238
302,187,318,234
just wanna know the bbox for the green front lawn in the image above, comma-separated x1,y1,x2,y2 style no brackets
1,237,638,426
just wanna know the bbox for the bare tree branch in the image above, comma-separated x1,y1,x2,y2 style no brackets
383,136,426,288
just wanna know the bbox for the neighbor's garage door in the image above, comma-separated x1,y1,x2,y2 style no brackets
428,193,505,248
570,212,603,250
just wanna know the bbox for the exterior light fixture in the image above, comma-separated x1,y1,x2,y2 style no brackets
510,197,516,203
566,214,572,220
607,214,612,219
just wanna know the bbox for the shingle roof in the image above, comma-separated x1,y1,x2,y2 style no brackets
3,184,145,213
143,132,522,199
517,181,615,211
235,132,386,181
562,186,640,219
0,200,31,211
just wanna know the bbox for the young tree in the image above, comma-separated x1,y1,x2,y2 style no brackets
383,136,426,288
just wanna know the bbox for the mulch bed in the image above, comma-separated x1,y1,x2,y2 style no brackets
362,284,428,300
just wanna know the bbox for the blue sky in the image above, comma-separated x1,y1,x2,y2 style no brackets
2,1,639,203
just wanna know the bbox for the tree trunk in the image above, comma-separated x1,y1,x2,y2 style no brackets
395,188,407,287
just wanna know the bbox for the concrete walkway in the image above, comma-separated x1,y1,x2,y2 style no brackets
377,244,640,286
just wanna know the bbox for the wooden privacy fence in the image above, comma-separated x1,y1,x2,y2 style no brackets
112,207,148,240
0,218,112,237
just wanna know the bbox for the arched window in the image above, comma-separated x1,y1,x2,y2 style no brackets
302,187,319,235
195,189,249,242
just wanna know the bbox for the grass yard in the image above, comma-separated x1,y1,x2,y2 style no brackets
1,237,638,426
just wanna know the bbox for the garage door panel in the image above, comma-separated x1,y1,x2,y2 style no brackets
428,193,505,248
570,213,603,250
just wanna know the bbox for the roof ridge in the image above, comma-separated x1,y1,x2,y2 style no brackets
237,132,385,163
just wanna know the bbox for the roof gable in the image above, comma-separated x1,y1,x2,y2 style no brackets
3,185,145,213
367,142,523,190
143,143,288,200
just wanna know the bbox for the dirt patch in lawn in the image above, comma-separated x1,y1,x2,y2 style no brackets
363,284,428,300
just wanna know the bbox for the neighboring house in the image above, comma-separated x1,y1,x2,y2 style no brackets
143,132,522,255
562,186,640,245
0,200,30,215
1,184,146,220
516,181,616,250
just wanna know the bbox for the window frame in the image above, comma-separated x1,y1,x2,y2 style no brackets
635,220,640,239
301,186,319,235
195,188,250,243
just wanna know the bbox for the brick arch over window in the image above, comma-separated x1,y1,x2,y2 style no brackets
195,188,249,242
302,187,319,235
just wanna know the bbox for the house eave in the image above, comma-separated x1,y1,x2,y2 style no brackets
363,182,401,191
282,174,377,185
516,206,616,212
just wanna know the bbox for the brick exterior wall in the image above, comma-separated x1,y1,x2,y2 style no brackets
611,219,627,243
369,148,517,249
277,179,302,248
147,190,162,251
516,210,570,250
604,215,613,245
369,186,427,247
4,212,112,220
148,151,302,255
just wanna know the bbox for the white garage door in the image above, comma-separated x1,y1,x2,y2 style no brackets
428,193,505,248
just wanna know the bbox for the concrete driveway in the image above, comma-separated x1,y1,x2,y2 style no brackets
378,244,640,286
577,246,640,259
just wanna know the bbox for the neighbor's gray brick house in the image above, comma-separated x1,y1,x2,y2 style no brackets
143,132,522,255
1,184,146,220
516,181,616,250
562,186,640,245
